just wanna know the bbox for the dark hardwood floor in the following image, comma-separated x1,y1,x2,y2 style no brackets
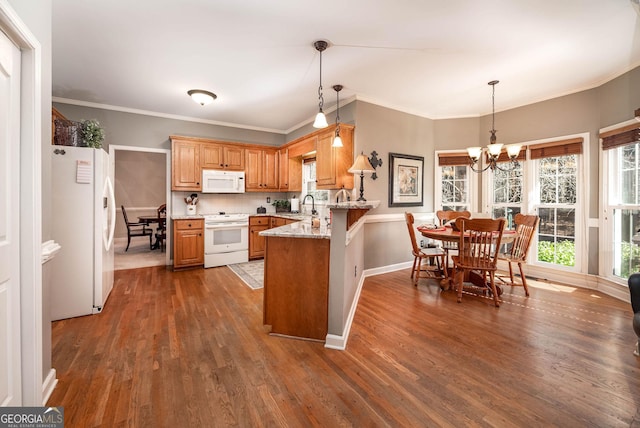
47,265,640,427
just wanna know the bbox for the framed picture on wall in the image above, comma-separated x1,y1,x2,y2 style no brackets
389,152,424,207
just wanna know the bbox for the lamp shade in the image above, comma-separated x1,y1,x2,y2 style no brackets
348,153,375,173
313,111,328,128
487,143,503,157
506,144,522,158
332,134,343,148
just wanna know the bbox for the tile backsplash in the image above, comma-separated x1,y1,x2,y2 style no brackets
170,191,350,218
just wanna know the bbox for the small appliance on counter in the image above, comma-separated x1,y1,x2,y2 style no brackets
290,196,300,213
256,206,267,214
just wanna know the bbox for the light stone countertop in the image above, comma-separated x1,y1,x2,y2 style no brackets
259,218,331,239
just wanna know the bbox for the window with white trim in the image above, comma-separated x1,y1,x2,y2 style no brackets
601,124,640,281
435,152,477,212
529,137,584,271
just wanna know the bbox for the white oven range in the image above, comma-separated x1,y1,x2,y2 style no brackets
204,213,249,268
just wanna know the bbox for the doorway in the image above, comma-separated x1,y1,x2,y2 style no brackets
109,145,171,268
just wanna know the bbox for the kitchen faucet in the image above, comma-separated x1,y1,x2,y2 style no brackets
302,194,317,215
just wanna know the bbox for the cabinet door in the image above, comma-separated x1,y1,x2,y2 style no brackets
201,143,224,169
315,131,336,187
262,148,279,190
224,146,245,170
245,148,262,190
172,140,201,191
278,148,289,191
173,220,204,268
249,224,269,259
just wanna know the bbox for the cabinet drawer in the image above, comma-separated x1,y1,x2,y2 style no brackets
249,216,270,226
174,219,203,230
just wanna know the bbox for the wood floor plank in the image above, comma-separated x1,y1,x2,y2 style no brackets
47,266,640,427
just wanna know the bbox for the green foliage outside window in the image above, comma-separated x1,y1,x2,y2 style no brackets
537,240,575,266
618,242,640,279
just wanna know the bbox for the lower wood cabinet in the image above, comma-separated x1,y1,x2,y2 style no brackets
173,218,204,269
249,216,270,260
249,216,298,260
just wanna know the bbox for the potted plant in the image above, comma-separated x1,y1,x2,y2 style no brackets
79,119,105,148
272,199,291,213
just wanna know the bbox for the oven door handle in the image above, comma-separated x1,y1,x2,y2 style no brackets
205,223,248,230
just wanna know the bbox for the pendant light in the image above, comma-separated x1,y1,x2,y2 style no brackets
332,84,343,147
312,40,329,128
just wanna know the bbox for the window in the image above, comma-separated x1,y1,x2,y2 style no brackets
601,123,640,281
435,152,476,212
302,159,328,202
488,163,524,229
529,137,584,271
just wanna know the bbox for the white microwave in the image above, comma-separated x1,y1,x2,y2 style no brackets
202,170,245,193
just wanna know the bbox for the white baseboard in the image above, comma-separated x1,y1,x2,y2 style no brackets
324,270,369,351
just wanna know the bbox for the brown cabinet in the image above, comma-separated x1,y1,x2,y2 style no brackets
171,138,201,191
201,143,245,170
315,124,354,190
277,148,289,191
245,147,279,191
249,216,270,260
263,236,330,340
173,219,204,269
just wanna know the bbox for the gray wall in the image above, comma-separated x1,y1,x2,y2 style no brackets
52,103,286,151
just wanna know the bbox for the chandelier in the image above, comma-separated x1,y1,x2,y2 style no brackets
467,80,522,173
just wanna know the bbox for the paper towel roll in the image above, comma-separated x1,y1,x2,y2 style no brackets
290,198,300,212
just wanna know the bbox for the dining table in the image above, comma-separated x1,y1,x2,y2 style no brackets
417,224,516,293
137,215,166,250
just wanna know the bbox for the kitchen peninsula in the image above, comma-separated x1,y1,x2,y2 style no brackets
260,201,379,346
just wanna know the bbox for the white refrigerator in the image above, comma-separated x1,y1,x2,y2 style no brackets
50,146,116,321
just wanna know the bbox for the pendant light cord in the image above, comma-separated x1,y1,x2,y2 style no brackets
318,49,324,112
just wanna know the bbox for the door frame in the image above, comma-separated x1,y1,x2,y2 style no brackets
110,144,171,266
0,0,45,405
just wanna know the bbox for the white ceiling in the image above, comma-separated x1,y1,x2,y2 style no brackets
52,0,640,134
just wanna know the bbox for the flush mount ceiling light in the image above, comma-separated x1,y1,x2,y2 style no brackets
312,40,329,128
332,84,343,147
187,89,217,106
467,80,522,173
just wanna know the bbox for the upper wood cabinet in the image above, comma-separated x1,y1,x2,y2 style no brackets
170,124,354,192
171,138,201,191
277,148,289,191
245,147,279,191
288,124,354,190
201,143,245,170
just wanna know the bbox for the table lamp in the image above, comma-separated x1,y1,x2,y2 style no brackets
348,152,376,202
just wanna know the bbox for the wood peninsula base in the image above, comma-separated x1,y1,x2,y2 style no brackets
263,236,330,341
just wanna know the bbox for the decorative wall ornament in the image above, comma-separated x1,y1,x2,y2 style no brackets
368,151,383,180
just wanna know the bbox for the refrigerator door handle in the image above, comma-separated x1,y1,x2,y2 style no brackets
103,176,116,251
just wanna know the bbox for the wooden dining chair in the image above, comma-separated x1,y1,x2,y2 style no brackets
451,217,506,307
404,212,448,286
497,213,540,296
435,210,471,270
155,204,167,252
121,205,153,251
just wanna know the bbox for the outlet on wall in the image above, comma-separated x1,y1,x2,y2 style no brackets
420,239,425,248
266,197,271,203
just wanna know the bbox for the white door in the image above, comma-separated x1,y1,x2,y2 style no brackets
0,29,23,405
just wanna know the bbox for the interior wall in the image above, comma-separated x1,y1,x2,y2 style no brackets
352,101,436,213
115,151,166,239
51,103,286,153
